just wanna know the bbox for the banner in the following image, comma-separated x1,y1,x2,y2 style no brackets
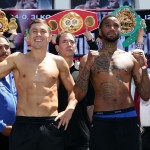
3,9,150,64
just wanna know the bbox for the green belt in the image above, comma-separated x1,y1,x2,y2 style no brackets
112,6,146,48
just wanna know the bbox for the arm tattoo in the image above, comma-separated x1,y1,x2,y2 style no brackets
134,68,149,96
76,67,90,92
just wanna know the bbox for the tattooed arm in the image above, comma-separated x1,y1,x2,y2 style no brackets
131,50,150,101
74,55,90,101
74,50,98,101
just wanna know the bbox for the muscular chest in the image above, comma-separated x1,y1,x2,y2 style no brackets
20,60,59,84
91,52,133,74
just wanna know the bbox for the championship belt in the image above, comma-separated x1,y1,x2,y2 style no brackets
0,10,18,33
0,10,9,32
112,6,146,48
8,18,18,31
46,10,98,35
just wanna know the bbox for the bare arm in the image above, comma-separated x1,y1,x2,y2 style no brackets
74,56,90,101
84,26,94,41
132,29,150,101
135,67,150,101
135,28,144,49
55,57,78,130
137,28,144,43
131,50,150,101
74,51,97,101
0,53,17,78
60,58,77,109
83,26,98,50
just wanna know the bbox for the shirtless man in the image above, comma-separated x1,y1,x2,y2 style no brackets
0,18,77,150
74,14,150,150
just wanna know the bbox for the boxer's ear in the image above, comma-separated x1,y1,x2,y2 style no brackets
99,29,102,37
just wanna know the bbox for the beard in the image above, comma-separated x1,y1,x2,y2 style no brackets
104,35,119,42
101,31,120,42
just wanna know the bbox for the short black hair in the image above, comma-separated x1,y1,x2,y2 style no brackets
99,14,118,30
56,30,76,45
28,18,51,34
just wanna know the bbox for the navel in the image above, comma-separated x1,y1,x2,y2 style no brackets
22,74,26,78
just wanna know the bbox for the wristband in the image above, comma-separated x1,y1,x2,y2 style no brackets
9,40,15,43
135,42,144,49
87,39,94,43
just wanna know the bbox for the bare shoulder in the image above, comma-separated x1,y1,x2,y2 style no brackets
116,49,128,54
50,53,68,70
0,52,27,73
6,52,26,63
50,53,66,63
116,49,133,58
8,51,24,58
